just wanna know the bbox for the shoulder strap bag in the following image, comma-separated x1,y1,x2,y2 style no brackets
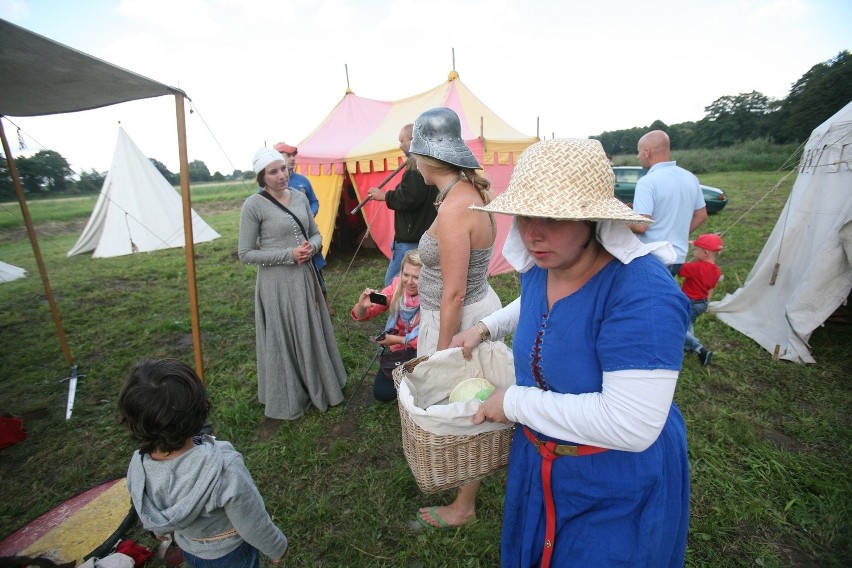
259,190,327,298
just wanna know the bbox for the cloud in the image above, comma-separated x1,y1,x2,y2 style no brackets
0,0,29,20
5,0,850,175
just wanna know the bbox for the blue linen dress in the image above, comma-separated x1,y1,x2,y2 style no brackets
502,255,691,567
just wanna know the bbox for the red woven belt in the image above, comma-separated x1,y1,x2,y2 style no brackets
522,426,608,568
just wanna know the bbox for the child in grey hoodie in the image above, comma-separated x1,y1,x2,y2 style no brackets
118,359,287,568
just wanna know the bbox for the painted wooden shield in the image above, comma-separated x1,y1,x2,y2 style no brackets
0,478,137,565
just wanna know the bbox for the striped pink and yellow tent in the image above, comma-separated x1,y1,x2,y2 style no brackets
295,70,539,276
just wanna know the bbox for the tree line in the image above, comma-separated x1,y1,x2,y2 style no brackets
593,51,851,156
0,151,251,199
2,51,849,198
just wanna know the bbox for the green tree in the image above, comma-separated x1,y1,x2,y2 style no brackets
775,50,852,142
592,126,646,156
695,91,778,147
77,168,106,193
13,150,73,193
188,160,211,182
211,171,225,182
0,156,13,198
150,158,178,184
668,121,699,150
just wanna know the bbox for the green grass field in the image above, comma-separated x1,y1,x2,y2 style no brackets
0,171,849,567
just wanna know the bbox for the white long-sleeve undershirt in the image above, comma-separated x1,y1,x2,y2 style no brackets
480,297,520,339
503,369,678,452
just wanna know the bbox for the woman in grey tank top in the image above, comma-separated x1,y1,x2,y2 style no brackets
408,107,503,530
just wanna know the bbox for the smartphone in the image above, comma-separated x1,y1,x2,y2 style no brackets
369,292,388,305
372,331,387,342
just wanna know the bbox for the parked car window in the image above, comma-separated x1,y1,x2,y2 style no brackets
611,166,728,215
614,168,645,183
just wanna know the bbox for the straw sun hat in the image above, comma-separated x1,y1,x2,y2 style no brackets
471,138,651,224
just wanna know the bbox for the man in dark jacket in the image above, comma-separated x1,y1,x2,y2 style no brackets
368,123,438,285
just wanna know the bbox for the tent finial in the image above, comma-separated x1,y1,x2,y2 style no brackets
344,63,353,94
448,48,459,81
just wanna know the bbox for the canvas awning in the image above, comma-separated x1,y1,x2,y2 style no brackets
0,18,183,116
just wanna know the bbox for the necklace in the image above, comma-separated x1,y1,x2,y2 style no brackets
433,175,463,209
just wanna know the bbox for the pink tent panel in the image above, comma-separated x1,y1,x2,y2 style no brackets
296,71,539,276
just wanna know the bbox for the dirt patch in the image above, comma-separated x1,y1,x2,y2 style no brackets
757,428,807,453
194,199,243,216
776,543,822,568
705,380,738,396
0,219,87,243
329,386,373,442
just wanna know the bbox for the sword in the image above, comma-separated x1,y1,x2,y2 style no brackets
61,364,85,420
350,159,409,215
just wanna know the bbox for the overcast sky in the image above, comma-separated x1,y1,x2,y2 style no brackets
1,0,850,176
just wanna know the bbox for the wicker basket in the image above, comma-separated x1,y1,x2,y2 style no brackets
393,356,513,494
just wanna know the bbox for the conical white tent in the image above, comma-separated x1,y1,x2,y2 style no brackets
0,260,26,283
68,127,220,258
711,101,852,363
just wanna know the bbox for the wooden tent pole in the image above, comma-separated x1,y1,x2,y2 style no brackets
173,95,204,381
0,118,74,366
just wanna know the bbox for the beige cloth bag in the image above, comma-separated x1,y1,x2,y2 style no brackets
398,341,516,435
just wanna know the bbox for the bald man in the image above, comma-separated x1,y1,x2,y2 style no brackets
629,130,707,275
367,123,438,286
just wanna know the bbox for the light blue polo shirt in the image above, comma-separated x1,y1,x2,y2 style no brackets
632,161,705,263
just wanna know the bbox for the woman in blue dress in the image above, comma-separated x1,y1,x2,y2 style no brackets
454,138,691,567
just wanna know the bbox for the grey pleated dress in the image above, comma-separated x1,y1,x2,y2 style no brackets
238,191,347,419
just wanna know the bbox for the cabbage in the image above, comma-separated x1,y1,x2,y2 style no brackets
448,377,496,403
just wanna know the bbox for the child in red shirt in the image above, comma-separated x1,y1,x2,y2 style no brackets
678,233,723,366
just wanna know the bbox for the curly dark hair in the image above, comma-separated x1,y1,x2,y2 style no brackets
117,359,211,455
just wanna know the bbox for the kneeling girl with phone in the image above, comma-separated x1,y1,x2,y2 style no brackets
350,250,423,402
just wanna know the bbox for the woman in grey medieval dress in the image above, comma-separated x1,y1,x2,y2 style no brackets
238,146,347,429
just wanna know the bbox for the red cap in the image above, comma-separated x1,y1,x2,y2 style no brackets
690,233,724,252
273,142,297,155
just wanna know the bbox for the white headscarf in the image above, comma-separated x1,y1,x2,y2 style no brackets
253,146,285,174
502,219,676,273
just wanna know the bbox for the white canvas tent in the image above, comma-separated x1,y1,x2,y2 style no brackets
711,100,852,363
68,127,220,258
0,260,26,283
